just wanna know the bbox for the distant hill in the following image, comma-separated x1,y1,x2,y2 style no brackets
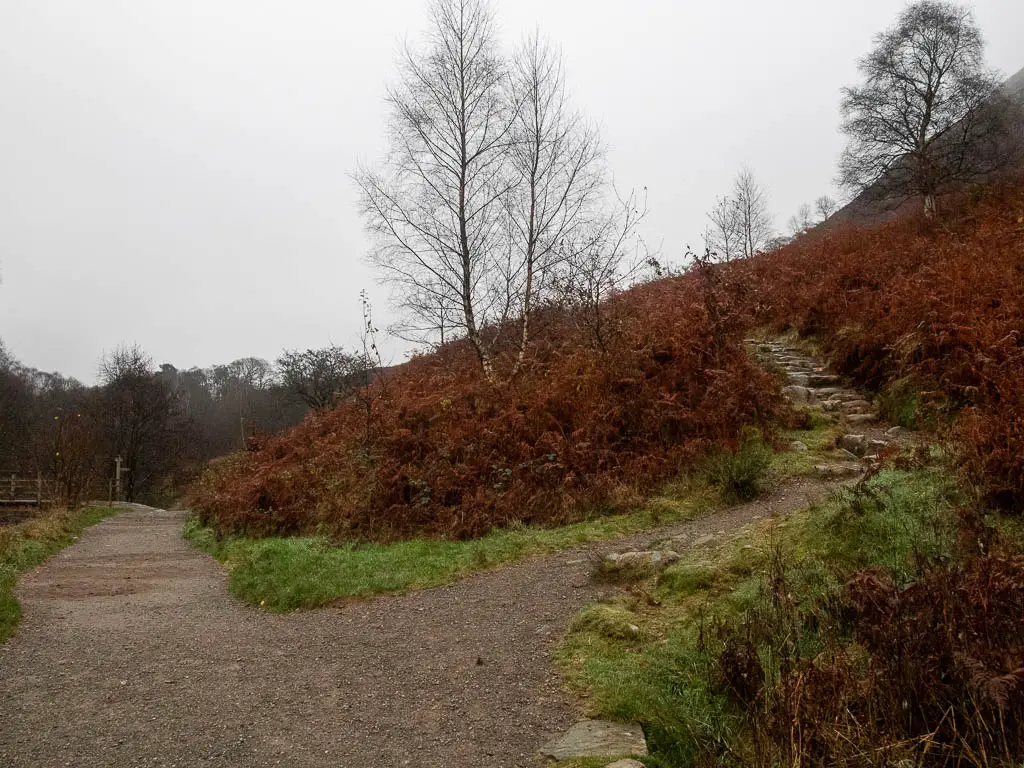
826,65,1024,228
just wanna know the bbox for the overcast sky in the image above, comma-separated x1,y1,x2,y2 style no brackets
1,0,1021,382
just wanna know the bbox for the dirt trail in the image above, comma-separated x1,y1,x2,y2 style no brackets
0,340,895,767
0,481,833,768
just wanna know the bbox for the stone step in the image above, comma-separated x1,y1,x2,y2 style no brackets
782,385,815,405
839,434,867,455
815,387,852,396
829,392,862,402
808,374,841,386
840,399,872,412
847,413,877,425
815,462,864,478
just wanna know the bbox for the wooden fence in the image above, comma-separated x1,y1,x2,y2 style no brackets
0,470,50,507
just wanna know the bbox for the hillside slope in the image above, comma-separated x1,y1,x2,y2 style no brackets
190,277,782,540
192,177,1024,541
741,178,1024,507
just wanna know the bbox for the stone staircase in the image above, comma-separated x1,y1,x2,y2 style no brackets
751,338,905,471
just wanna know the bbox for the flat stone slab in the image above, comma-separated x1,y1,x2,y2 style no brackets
815,462,864,478
782,385,814,404
840,399,872,412
540,720,648,761
605,761,647,768
847,413,877,425
808,374,841,386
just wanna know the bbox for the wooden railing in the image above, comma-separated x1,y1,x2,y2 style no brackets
0,471,49,507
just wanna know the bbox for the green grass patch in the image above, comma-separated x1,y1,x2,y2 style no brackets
699,429,773,502
185,410,857,613
768,413,846,480
184,484,720,611
556,464,960,765
0,506,118,642
878,375,925,429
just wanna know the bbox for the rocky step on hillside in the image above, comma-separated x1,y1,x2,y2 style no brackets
751,339,907,474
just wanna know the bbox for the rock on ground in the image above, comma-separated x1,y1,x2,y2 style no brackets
815,463,864,478
839,434,867,456
538,720,647,761
604,550,680,572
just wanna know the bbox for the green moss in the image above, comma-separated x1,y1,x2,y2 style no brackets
570,603,645,641
657,564,716,596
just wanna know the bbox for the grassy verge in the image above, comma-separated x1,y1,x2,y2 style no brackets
184,484,717,611
185,417,846,612
556,463,963,766
0,506,118,642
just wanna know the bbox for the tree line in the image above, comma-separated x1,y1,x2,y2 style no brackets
0,339,372,506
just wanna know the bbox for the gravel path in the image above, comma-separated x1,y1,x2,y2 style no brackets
0,481,833,768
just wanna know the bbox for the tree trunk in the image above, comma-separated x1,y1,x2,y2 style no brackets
923,193,936,219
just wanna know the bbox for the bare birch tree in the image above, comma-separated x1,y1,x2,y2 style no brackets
838,1,1014,217
787,203,814,236
732,167,774,258
358,1,636,380
356,0,512,379
705,195,741,262
503,32,604,374
814,194,839,221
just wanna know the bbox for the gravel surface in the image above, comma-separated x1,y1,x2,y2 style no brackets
0,482,833,768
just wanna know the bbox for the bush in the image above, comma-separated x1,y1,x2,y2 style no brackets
700,430,772,502
751,551,1024,767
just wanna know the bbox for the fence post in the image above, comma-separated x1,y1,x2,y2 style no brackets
9,473,14,501
37,471,42,506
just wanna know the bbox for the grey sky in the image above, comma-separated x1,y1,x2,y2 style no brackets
1,0,1021,382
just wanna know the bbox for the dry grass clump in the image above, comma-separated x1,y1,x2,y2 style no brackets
720,544,1024,767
